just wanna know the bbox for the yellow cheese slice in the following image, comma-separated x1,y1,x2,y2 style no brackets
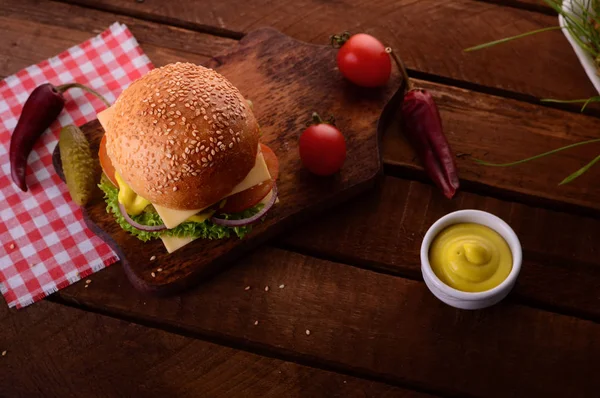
159,187,277,253
160,235,196,254
97,106,114,131
154,151,271,229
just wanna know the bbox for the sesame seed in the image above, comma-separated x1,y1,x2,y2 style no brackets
150,256,156,261
211,150,215,156
279,284,285,289
229,143,234,148
9,244,14,249
265,286,269,292
306,330,311,336
157,268,163,272
254,321,259,326
208,154,213,161
173,187,178,192
151,272,156,278
2,351,6,356
85,280,91,284
245,286,251,291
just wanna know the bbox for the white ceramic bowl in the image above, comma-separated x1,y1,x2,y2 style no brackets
560,0,600,94
420,210,522,310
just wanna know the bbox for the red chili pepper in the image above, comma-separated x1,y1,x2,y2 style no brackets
401,89,460,198
9,83,109,192
386,47,460,199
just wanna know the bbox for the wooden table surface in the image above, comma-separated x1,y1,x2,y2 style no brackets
3,0,600,397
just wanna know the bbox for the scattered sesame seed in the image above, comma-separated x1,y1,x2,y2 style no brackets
157,268,163,272
265,286,269,292
173,186,178,192
245,286,251,291
306,330,311,336
85,280,91,284
254,321,259,326
9,244,14,249
84,285,89,288
2,351,6,356
151,272,156,278
150,256,156,261
279,284,285,289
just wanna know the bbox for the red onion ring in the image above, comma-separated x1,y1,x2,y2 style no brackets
211,183,277,227
118,202,167,232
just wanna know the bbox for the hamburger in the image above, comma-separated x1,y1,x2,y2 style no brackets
96,63,279,253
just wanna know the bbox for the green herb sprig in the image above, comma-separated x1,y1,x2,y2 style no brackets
465,0,600,184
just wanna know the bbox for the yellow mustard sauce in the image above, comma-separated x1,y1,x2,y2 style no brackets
115,172,151,216
429,223,512,292
114,171,215,222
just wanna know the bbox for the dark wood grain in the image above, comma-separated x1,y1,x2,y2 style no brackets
62,0,598,101
53,28,404,294
383,78,600,215
10,0,600,216
55,247,600,398
282,176,600,320
0,300,429,398
0,0,236,78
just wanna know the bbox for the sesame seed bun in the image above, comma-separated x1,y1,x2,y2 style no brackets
104,62,259,210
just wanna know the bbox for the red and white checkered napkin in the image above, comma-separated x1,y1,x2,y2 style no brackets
0,23,154,308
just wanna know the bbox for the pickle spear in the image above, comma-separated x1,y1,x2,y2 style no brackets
59,125,96,206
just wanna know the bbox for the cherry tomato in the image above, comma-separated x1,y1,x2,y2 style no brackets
220,143,279,213
99,134,117,186
336,33,391,88
299,119,346,176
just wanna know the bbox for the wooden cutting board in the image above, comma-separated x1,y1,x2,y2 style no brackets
53,28,404,294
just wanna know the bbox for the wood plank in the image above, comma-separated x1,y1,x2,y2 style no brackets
479,0,554,14
281,176,600,320
0,300,426,398
55,247,600,397
63,0,598,101
384,78,600,215
0,0,236,78
7,0,600,215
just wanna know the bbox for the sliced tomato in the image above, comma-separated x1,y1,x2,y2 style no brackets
99,134,118,186
220,143,279,213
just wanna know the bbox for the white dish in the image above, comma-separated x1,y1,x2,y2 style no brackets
420,210,522,310
560,0,600,94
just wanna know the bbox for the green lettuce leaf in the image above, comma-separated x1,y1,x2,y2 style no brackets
98,178,263,242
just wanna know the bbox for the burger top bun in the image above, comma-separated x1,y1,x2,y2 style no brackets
105,62,259,210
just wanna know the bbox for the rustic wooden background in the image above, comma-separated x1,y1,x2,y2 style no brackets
3,0,600,396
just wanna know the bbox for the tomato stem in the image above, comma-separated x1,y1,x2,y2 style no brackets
330,31,351,48
308,112,335,126
385,47,411,92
